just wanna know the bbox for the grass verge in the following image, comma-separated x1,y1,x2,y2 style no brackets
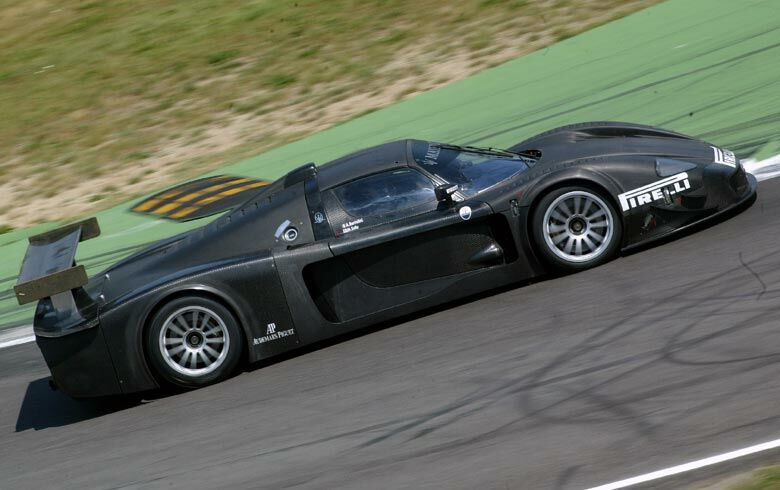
729,465,780,490
0,0,662,229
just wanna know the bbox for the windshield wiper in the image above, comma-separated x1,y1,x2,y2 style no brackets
432,143,537,160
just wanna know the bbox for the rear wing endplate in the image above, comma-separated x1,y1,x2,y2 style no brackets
14,217,100,306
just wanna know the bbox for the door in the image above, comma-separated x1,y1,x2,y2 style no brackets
302,168,518,323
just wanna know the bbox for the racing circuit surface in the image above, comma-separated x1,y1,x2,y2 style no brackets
0,178,778,489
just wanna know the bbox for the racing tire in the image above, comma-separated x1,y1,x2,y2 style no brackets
531,186,622,272
146,296,244,389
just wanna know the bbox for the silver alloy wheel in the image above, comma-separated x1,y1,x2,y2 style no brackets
158,306,230,377
542,190,614,263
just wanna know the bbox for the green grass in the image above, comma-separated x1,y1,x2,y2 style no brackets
0,0,662,228
731,466,780,490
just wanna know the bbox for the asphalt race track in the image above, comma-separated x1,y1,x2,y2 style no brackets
1,180,780,490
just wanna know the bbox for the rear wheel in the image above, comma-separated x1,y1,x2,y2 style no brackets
146,296,244,389
532,186,622,272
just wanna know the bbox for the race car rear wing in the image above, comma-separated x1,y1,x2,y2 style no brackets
14,217,100,307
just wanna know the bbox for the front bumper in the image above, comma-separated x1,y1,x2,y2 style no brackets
624,164,757,251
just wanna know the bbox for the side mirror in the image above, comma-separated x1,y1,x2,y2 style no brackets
435,183,459,203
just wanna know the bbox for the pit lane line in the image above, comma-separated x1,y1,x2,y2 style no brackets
0,156,778,352
585,438,780,490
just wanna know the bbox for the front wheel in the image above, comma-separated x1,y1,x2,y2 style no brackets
531,186,622,272
146,296,244,389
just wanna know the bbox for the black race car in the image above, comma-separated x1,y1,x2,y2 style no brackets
15,122,756,397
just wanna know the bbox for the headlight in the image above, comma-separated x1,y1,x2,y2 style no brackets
655,158,697,177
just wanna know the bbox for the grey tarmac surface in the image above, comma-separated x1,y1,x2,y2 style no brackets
1,180,780,490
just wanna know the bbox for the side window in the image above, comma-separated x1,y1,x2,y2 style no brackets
333,168,436,220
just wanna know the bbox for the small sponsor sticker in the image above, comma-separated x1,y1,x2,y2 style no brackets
712,146,737,167
424,145,441,165
459,206,472,221
618,172,691,212
313,211,325,224
253,323,296,345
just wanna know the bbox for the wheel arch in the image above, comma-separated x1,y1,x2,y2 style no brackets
139,285,253,368
523,170,626,248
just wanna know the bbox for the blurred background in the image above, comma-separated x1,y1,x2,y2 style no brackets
0,0,659,232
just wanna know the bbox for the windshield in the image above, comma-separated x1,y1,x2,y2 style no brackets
412,141,534,198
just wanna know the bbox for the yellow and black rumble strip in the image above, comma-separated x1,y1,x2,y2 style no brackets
131,175,269,222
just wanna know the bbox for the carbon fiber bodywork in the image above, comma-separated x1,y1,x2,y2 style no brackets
29,122,757,397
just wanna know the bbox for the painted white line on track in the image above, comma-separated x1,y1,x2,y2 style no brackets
743,154,780,181
585,438,780,489
0,325,34,350
0,335,35,349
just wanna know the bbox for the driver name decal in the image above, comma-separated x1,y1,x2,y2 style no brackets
341,218,363,234
618,172,691,212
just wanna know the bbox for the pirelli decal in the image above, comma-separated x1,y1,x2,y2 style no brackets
131,175,270,222
618,172,691,212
